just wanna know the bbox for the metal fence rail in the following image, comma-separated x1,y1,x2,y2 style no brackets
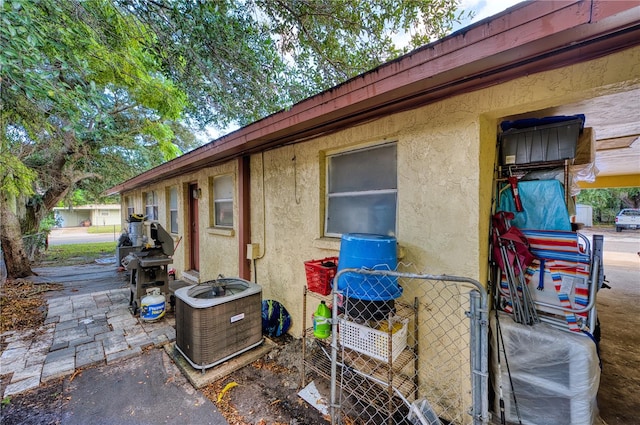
326,269,489,425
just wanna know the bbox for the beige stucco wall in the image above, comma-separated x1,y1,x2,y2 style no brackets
246,46,639,422
118,44,639,294
253,46,640,338
55,206,121,227
119,161,240,279
118,44,640,334
118,45,639,422
89,208,121,227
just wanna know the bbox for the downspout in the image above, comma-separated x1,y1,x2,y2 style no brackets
238,156,251,280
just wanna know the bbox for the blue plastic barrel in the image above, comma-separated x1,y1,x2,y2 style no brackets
336,233,401,301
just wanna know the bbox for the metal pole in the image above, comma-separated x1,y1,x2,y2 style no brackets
301,286,307,388
513,255,539,325
499,242,524,323
330,288,340,424
470,290,480,423
470,290,489,425
387,309,393,425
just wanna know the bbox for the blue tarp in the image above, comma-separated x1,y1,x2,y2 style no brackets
498,179,572,231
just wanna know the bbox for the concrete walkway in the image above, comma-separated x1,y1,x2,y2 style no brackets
1,288,176,398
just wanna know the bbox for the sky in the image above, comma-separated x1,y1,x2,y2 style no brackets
459,0,524,27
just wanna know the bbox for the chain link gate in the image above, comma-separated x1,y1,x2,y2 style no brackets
322,269,489,425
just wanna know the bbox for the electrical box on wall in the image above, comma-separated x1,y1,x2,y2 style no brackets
246,243,260,260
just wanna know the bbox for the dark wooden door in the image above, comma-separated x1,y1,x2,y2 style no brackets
189,183,200,271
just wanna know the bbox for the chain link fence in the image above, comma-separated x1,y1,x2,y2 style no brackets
306,268,489,425
22,232,47,261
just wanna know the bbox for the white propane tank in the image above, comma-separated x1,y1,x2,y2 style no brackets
140,288,166,322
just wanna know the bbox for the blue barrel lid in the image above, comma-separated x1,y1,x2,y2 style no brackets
342,233,396,242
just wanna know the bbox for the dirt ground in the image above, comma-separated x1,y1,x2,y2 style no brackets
203,335,330,425
594,263,640,425
0,271,329,425
1,227,638,424
0,326,329,425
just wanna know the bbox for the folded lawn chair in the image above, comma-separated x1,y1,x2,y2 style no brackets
492,211,539,325
498,228,596,333
522,230,593,333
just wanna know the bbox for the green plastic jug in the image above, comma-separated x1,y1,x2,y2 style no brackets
313,301,331,339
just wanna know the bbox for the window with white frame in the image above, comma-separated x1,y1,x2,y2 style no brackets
145,191,158,221
126,196,135,217
213,175,233,228
169,187,178,233
325,143,397,237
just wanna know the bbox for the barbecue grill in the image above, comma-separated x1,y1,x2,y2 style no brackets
122,222,174,315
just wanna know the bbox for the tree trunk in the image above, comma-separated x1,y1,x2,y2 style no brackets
0,199,34,278
0,132,84,278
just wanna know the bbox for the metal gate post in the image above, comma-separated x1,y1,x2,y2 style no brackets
330,288,340,424
470,290,490,424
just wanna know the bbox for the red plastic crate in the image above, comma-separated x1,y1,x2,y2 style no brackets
304,257,338,296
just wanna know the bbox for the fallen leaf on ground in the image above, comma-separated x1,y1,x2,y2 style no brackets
0,279,63,333
69,370,82,382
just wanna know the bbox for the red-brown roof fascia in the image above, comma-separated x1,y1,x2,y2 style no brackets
107,0,640,195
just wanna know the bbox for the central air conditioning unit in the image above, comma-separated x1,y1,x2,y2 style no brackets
175,278,263,372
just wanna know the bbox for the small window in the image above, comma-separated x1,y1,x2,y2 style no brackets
169,187,178,233
126,196,135,217
326,143,397,236
145,191,158,221
213,175,233,228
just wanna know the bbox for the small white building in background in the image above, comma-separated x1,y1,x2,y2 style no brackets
53,204,121,228
576,204,593,227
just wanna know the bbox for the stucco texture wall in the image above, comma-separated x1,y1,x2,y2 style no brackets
116,47,640,337
119,160,240,280
250,47,640,340
117,47,639,327
114,46,639,423
245,47,638,423
90,209,121,227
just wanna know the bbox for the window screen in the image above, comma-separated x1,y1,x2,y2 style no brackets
213,175,233,228
169,187,178,233
326,143,397,236
145,191,158,221
126,196,135,217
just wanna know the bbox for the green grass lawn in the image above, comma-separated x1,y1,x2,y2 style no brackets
39,241,117,266
87,225,123,234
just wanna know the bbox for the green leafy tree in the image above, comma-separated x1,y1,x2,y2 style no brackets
118,0,468,128
1,0,467,278
577,188,640,223
577,189,615,222
615,187,640,209
1,0,192,277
